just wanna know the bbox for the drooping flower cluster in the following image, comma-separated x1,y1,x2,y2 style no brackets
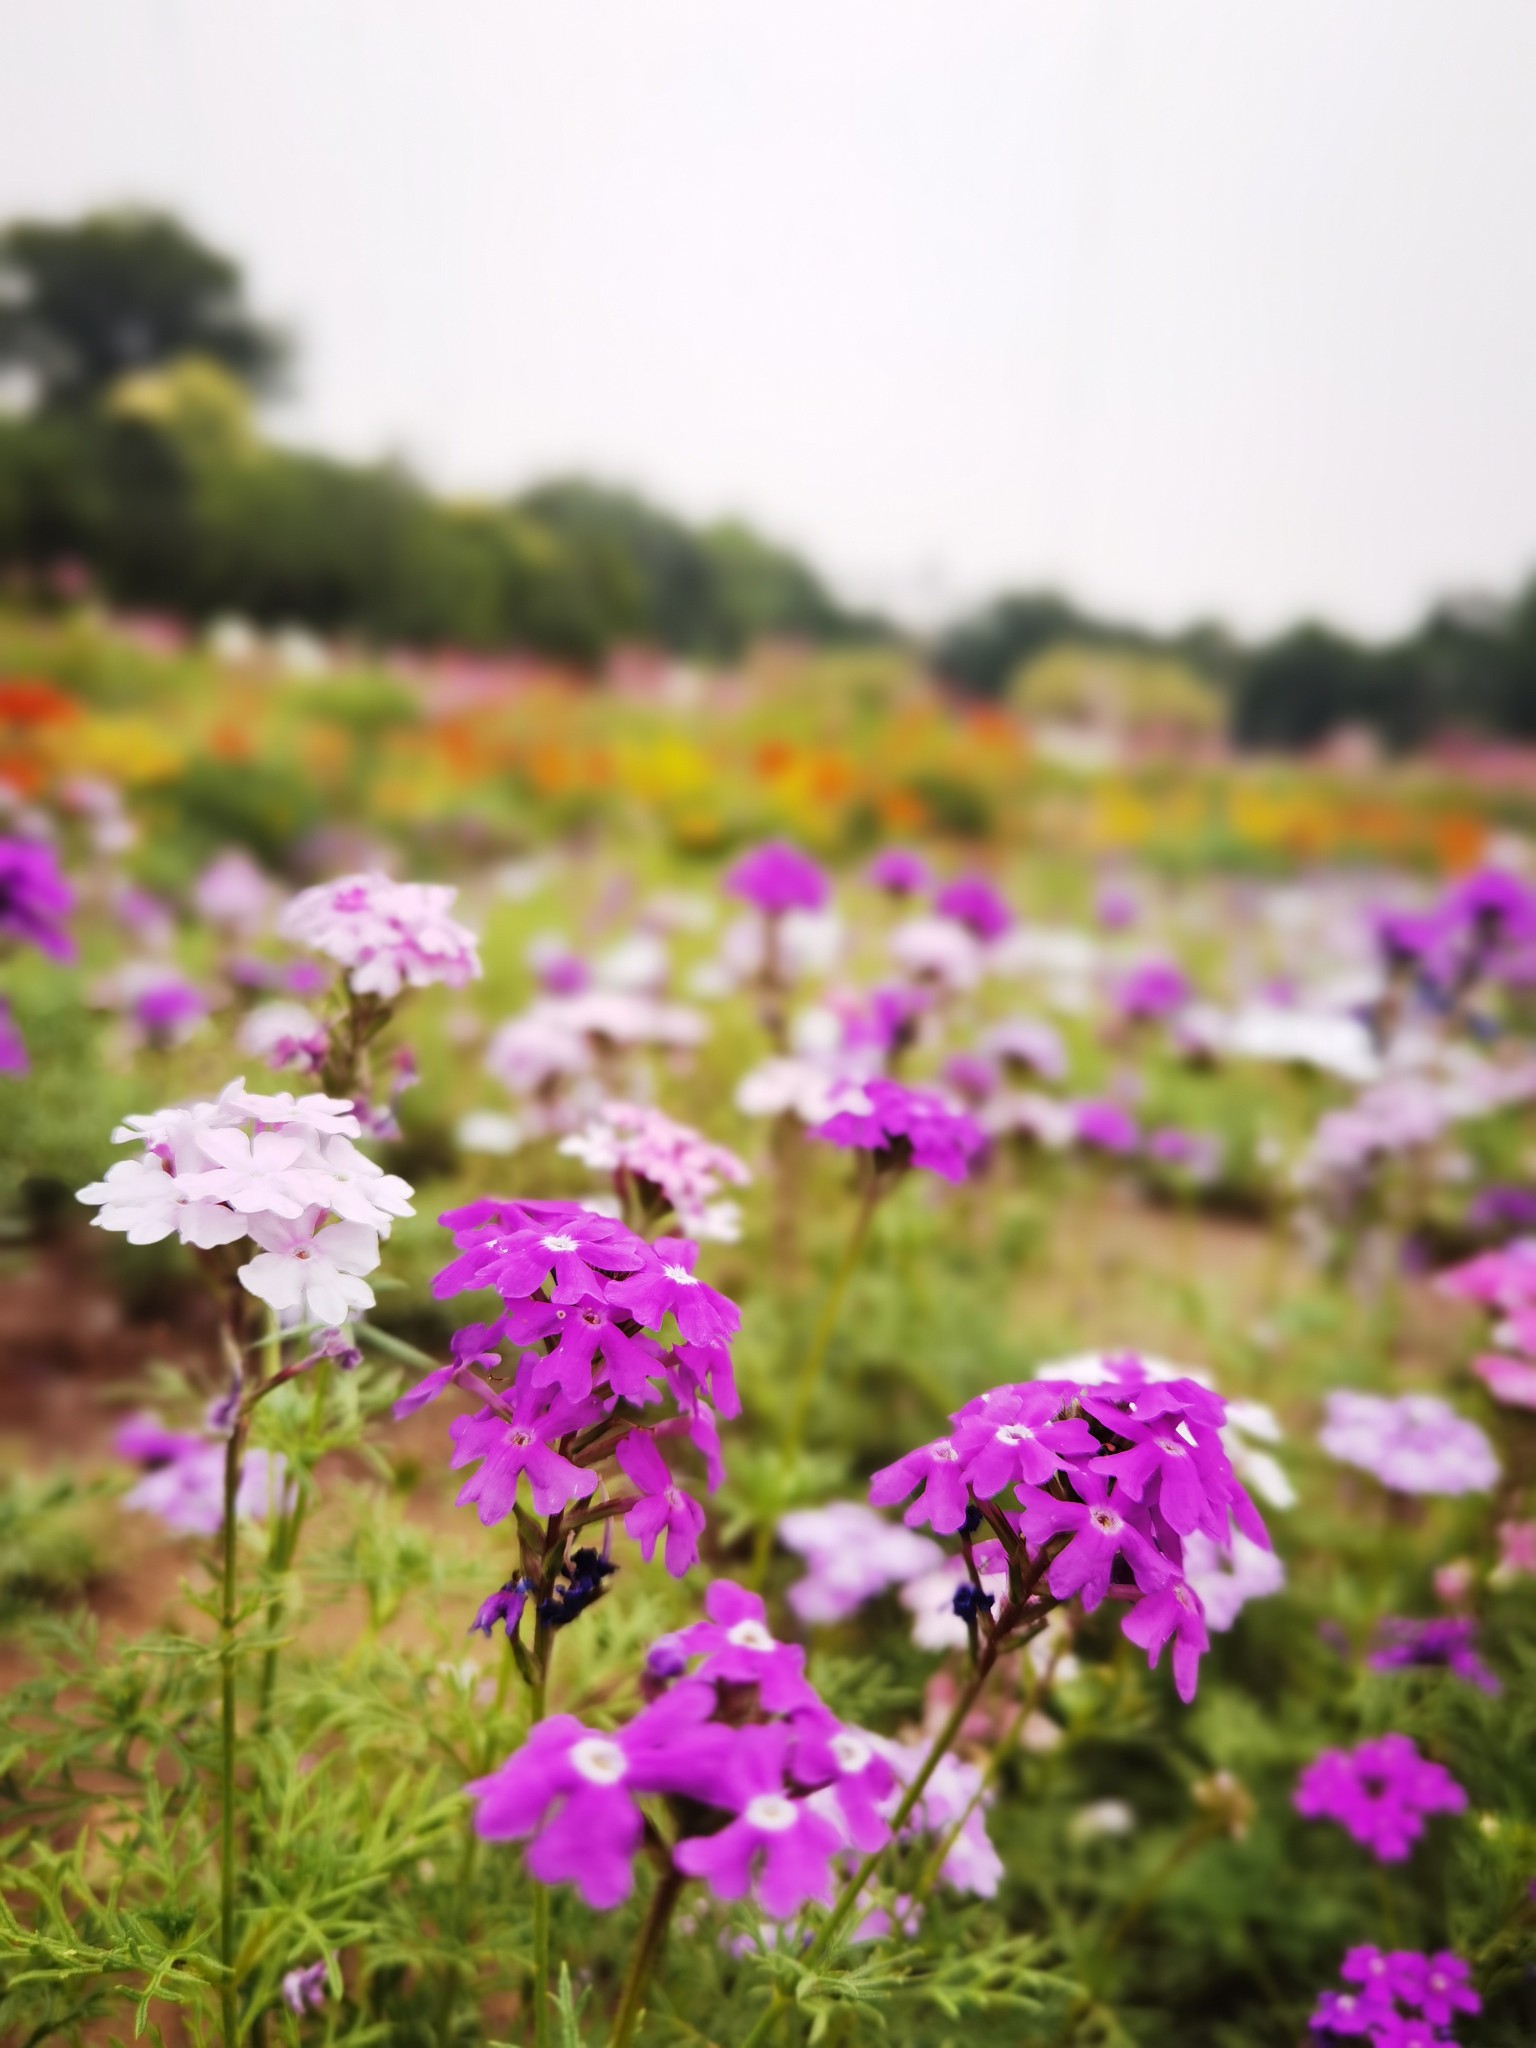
1312,1947,1480,2045
1319,1391,1498,1497
1294,1734,1466,1861
401,1199,740,1602
77,1080,413,1330
812,1076,986,1185
468,1581,893,1917
869,1356,1272,1702
278,871,482,999
559,1099,751,1242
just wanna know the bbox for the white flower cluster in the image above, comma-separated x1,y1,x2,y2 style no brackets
77,1079,414,1329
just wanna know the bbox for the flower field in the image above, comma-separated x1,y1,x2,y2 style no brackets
1,612,1535,2048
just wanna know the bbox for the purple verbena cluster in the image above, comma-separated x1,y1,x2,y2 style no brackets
468,1580,895,1917
400,1198,740,1612
812,1075,986,1185
868,1358,1271,1702
279,871,482,1000
1367,1617,1500,1695
1312,1945,1480,2044
1293,1734,1466,1861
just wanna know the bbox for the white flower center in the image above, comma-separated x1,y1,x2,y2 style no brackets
541,1234,579,1253
726,1618,775,1652
829,1732,871,1774
997,1424,1036,1445
662,1263,698,1286
1090,1508,1122,1534
932,1441,959,1462
1429,1974,1447,1992
568,1736,627,1785
1174,1583,1195,1610
1155,1436,1185,1457
744,1793,798,1833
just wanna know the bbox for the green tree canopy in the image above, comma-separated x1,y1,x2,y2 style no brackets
0,209,288,407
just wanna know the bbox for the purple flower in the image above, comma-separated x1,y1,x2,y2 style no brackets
470,1578,530,1639
869,1433,970,1533
1114,959,1190,1023
615,1431,707,1577
1312,1946,1481,2041
673,1722,844,1917
1293,1734,1466,1861
467,1683,728,1908
866,847,932,897
811,1076,985,1183
132,974,208,1045
1017,1473,1171,1611
933,873,1012,942
1095,879,1140,930
0,997,26,1076
952,1386,1098,1495
723,841,829,916
447,1378,600,1524
604,1235,741,1347
1073,1098,1140,1155
1121,1579,1209,1703
118,1423,288,1537
1089,1411,1231,1541
280,1961,329,2015
979,1016,1067,1083
671,1580,819,1711
1368,1617,1500,1695
0,836,74,961
789,1715,896,1851
433,1201,646,1305
942,1051,998,1105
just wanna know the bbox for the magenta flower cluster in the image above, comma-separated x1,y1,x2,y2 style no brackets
724,841,830,917
1312,1945,1480,2044
869,1358,1271,1702
400,1198,740,1584
469,1580,894,1917
1367,1617,1499,1696
1293,1734,1466,1862
812,1076,986,1185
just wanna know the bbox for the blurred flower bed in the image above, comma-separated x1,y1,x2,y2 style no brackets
0,607,1533,2048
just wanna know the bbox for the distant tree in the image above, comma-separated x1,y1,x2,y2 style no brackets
0,209,288,408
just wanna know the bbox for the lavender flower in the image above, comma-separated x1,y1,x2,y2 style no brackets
778,1502,943,1624
280,1960,329,2016
559,1099,750,1241
1073,1098,1140,1155
1319,1391,1498,1497
117,1414,288,1536
279,871,481,999
1293,1734,1466,1861
1114,959,1190,1023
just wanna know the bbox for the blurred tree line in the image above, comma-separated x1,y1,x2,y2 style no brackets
933,590,1536,751
4,207,1536,746
0,209,881,663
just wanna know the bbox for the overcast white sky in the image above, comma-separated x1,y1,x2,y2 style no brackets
6,0,1536,635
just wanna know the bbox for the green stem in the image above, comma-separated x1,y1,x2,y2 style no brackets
220,1420,243,2048
739,1653,996,2048
783,1176,881,1454
609,1864,685,2048
529,1613,553,2048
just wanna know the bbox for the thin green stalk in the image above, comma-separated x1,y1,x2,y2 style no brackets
528,1613,554,2048
220,1420,243,2048
609,1864,685,2048
738,1656,996,2048
783,1176,881,1454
